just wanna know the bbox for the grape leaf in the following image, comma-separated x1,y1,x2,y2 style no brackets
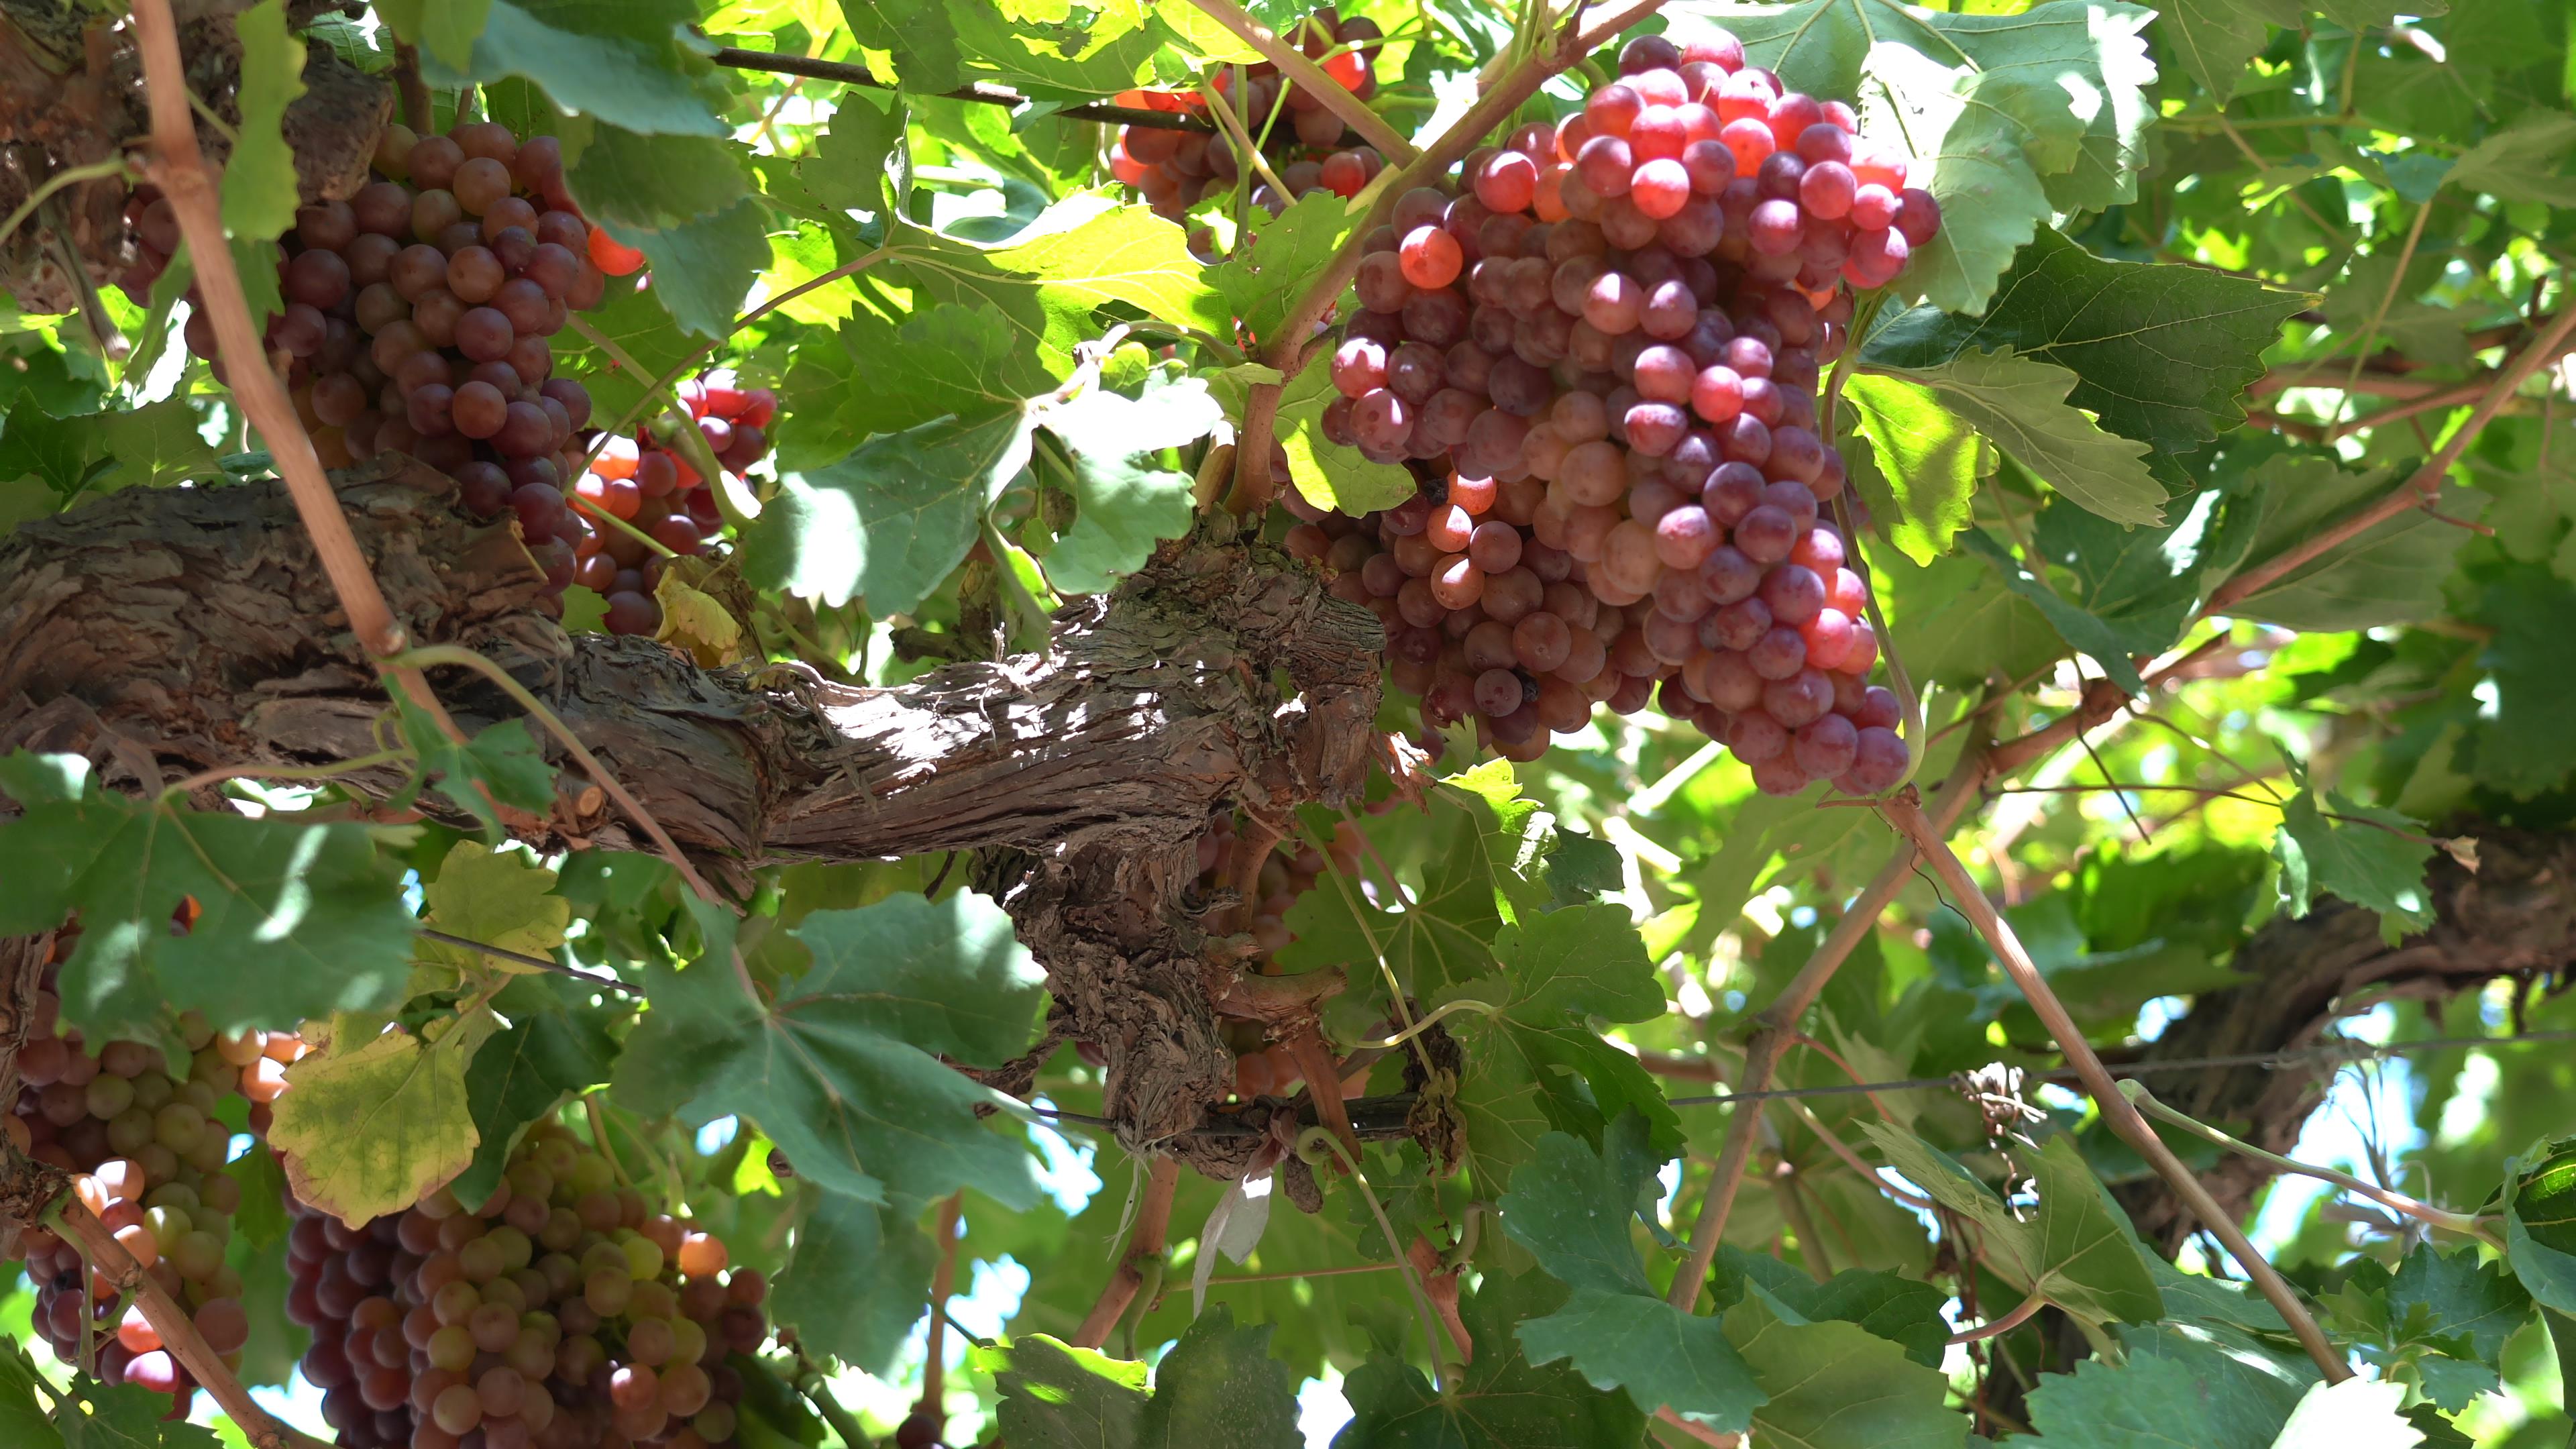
0,1340,62,1449
1250,349,1418,517
1867,229,2307,453
1721,1296,1967,1449
88,400,222,492
1277,794,1513,1002
1714,1248,1951,1368
740,405,1036,614
780,303,1054,472
449,981,619,1210
1841,370,1989,563
1436,906,1674,1185
1730,0,2155,313
2504,1138,2576,1314
800,97,908,216
2271,769,2435,943
2025,488,2247,666
2385,1243,2532,1362
2019,1325,2309,1448
1959,530,2150,693
611,890,1046,1207
979,1305,1302,1449
887,201,1230,378
2213,453,2484,633
0,753,416,1041
435,0,730,137
772,1189,938,1379
392,700,555,838
1880,549,2065,689
553,282,696,433
1860,1126,2163,1330
52,1376,223,1449
269,1020,481,1223
1220,191,1365,354
423,841,568,962
2461,570,2576,798
1334,1271,1647,1449
2446,111,2576,206
1034,372,1225,594
373,0,495,70
2156,0,2301,105
1874,348,2163,526
223,1,306,248
2271,1379,2424,1449
607,197,775,340
561,122,753,231
842,0,968,93
1501,1118,1768,1432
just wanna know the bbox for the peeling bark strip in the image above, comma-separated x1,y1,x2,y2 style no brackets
2114,829,2576,1249
0,458,1385,1168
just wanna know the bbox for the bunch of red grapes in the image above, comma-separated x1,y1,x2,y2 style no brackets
1287,28,1935,796
153,118,613,611
564,372,777,638
279,1124,768,1449
1110,7,1387,223
7,943,293,1419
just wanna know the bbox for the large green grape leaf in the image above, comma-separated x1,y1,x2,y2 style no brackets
739,405,1037,614
373,0,494,70
1841,371,1990,564
1867,229,2307,453
1959,531,2151,693
2445,110,2576,206
0,1341,62,1449
1725,0,2154,313
773,1189,939,1379
0,753,416,1042
50,1376,223,1449
2019,1322,2315,1448
1221,191,1367,355
559,122,753,231
2504,1138,2576,1314
1714,1248,1951,1368
1034,372,1226,594
2023,488,2251,666
980,1305,1303,1449
553,282,697,433
2460,570,2576,799
1334,1272,1648,1449
430,0,730,136
1868,347,2165,526
1720,1297,1967,1449
2270,769,2436,943
1432,906,1674,1186
2212,453,2485,633
885,201,1230,378
270,1016,483,1223
448,977,621,1211
779,303,1053,472
421,841,569,963
841,0,969,93
610,890,1047,1208
2271,1379,2425,1449
1860,1126,2163,1330
606,198,775,340
1501,1118,1768,1433
2155,0,2300,104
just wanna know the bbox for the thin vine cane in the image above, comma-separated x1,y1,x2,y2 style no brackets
1880,792,2351,1383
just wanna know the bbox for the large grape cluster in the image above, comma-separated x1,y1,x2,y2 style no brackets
1110,8,1387,223
165,118,612,607
282,1124,768,1449
565,372,777,638
1291,28,1935,796
7,941,289,1420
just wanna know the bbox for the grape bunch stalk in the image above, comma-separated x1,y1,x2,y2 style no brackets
7,938,290,1421
279,1124,769,1449
1290,26,1939,795
175,116,617,611
1110,7,1389,231
564,371,778,639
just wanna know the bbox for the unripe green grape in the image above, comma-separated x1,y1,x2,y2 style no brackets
692,1403,737,1442
178,1011,215,1051
621,1234,664,1281
176,1078,220,1116
107,1108,156,1157
659,1361,712,1417
433,1279,481,1326
191,1048,236,1092
433,1383,485,1435
487,1224,534,1272
153,1102,205,1150
169,1229,223,1280
195,1210,232,1247
567,1155,615,1197
669,1315,709,1366
146,1181,201,1214
506,1328,554,1379
183,1122,229,1173
581,1241,628,1279
135,1143,179,1186
86,1073,137,1120
458,1235,505,1283
506,1161,555,1204
146,1205,193,1250
555,1333,604,1384
535,1137,579,1182
429,1324,478,1373
129,1071,174,1113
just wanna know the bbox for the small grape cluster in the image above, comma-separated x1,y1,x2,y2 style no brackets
561,372,777,637
283,1123,768,1449
7,946,288,1419
1291,28,1931,795
1185,815,1370,1102
1110,7,1387,224
162,117,612,608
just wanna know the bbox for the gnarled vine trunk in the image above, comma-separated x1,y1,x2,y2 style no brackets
0,458,1384,1169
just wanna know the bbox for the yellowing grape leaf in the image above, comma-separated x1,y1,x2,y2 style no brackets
423,842,568,965
270,1020,480,1223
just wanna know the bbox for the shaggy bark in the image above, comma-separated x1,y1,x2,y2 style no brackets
0,457,1385,1173
2112,830,2576,1250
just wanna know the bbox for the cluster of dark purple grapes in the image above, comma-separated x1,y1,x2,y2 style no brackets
561,373,774,637
282,1123,768,1449
1290,26,1931,795
157,118,612,607
7,938,279,1421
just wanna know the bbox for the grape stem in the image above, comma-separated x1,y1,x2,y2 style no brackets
1945,1293,2044,1346
1225,0,1678,513
918,1193,965,1430
1183,0,1419,164
562,313,761,530
1877,789,2351,1383
1198,75,1297,207
37,1180,339,1449
1305,1126,1453,1393
0,157,132,252
1072,1156,1181,1348
390,42,433,132
126,0,481,763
